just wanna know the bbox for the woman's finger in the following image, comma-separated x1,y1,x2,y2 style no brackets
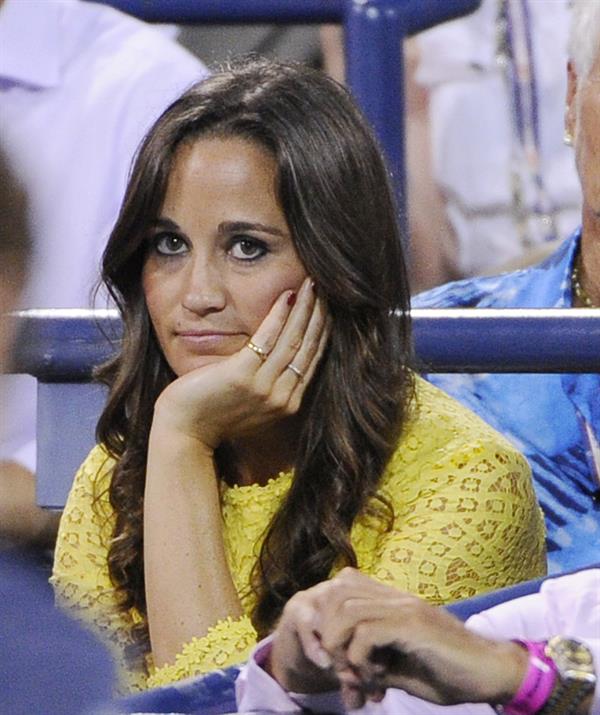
241,287,300,367
288,307,330,400
259,276,318,378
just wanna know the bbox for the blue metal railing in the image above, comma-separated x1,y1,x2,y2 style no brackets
6,307,599,508
90,0,481,228
11,308,600,377
92,0,479,32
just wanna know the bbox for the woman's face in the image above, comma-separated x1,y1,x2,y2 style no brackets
142,136,308,377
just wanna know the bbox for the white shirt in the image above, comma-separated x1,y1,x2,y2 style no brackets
415,0,581,276
236,569,600,714
0,0,208,469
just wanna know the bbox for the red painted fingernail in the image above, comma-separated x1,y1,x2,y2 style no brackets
287,291,297,306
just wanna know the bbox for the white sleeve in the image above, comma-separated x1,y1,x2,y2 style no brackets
466,570,600,715
235,636,343,714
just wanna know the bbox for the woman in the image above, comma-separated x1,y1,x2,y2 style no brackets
52,59,545,693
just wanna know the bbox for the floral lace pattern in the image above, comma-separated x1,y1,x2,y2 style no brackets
52,377,545,692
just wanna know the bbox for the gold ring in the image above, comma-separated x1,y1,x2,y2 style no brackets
286,363,304,380
245,340,269,362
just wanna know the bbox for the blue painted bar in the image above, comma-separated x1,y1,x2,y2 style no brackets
345,2,406,221
36,382,108,507
89,0,345,23
411,308,600,373
90,0,480,28
9,308,600,379
11,309,121,381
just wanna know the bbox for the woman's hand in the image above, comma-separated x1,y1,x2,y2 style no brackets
270,568,528,710
153,276,329,450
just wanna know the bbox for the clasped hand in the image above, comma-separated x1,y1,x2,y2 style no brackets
269,568,528,710
153,277,329,450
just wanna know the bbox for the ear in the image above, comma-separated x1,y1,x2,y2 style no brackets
565,60,578,141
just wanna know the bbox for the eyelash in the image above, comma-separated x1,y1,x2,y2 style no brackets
227,236,269,262
151,232,189,256
148,232,270,262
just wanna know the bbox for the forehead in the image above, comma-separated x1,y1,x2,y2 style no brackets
166,136,278,196
159,135,286,228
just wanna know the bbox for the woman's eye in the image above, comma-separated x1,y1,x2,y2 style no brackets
153,233,188,256
229,237,267,261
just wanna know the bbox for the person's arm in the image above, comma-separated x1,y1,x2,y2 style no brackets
367,378,547,601
319,25,345,84
143,430,244,668
268,569,527,709
0,460,59,547
144,279,328,669
467,570,600,715
255,569,596,714
236,569,517,714
403,37,460,293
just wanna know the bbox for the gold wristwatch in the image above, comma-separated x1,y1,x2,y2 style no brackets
538,636,596,715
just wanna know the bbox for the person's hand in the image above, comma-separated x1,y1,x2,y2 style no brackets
270,568,399,700
270,568,528,710
152,276,328,450
269,578,343,695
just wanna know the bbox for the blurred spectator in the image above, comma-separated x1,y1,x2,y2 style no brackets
321,0,580,291
0,143,116,715
414,0,600,574
0,140,28,371
414,0,579,280
0,0,208,545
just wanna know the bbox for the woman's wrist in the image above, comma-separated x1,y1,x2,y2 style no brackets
150,403,217,456
151,390,223,450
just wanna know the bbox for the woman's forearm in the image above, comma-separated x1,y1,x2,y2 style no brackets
144,422,242,667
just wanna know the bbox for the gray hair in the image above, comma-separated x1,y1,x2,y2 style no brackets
569,0,600,77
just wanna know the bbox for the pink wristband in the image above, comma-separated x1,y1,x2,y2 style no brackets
501,640,557,715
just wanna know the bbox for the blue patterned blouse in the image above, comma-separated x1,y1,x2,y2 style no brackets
413,230,600,573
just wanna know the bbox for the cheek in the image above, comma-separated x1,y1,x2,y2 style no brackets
576,127,600,200
576,95,600,161
237,266,307,331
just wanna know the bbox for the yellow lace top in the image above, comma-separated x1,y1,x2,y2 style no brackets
52,378,545,693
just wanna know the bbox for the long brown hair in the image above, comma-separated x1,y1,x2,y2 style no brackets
97,58,414,646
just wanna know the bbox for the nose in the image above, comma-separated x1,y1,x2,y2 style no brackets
181,254,227,315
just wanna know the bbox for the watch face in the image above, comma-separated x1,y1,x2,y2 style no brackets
546,636,597,685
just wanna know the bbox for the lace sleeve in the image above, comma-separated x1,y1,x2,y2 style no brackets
146,615,257,689
51,445,147,693
371,435,547,603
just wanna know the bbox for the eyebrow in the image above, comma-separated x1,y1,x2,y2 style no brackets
152,217,181,231
152,217,287,238
219,221,287,237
